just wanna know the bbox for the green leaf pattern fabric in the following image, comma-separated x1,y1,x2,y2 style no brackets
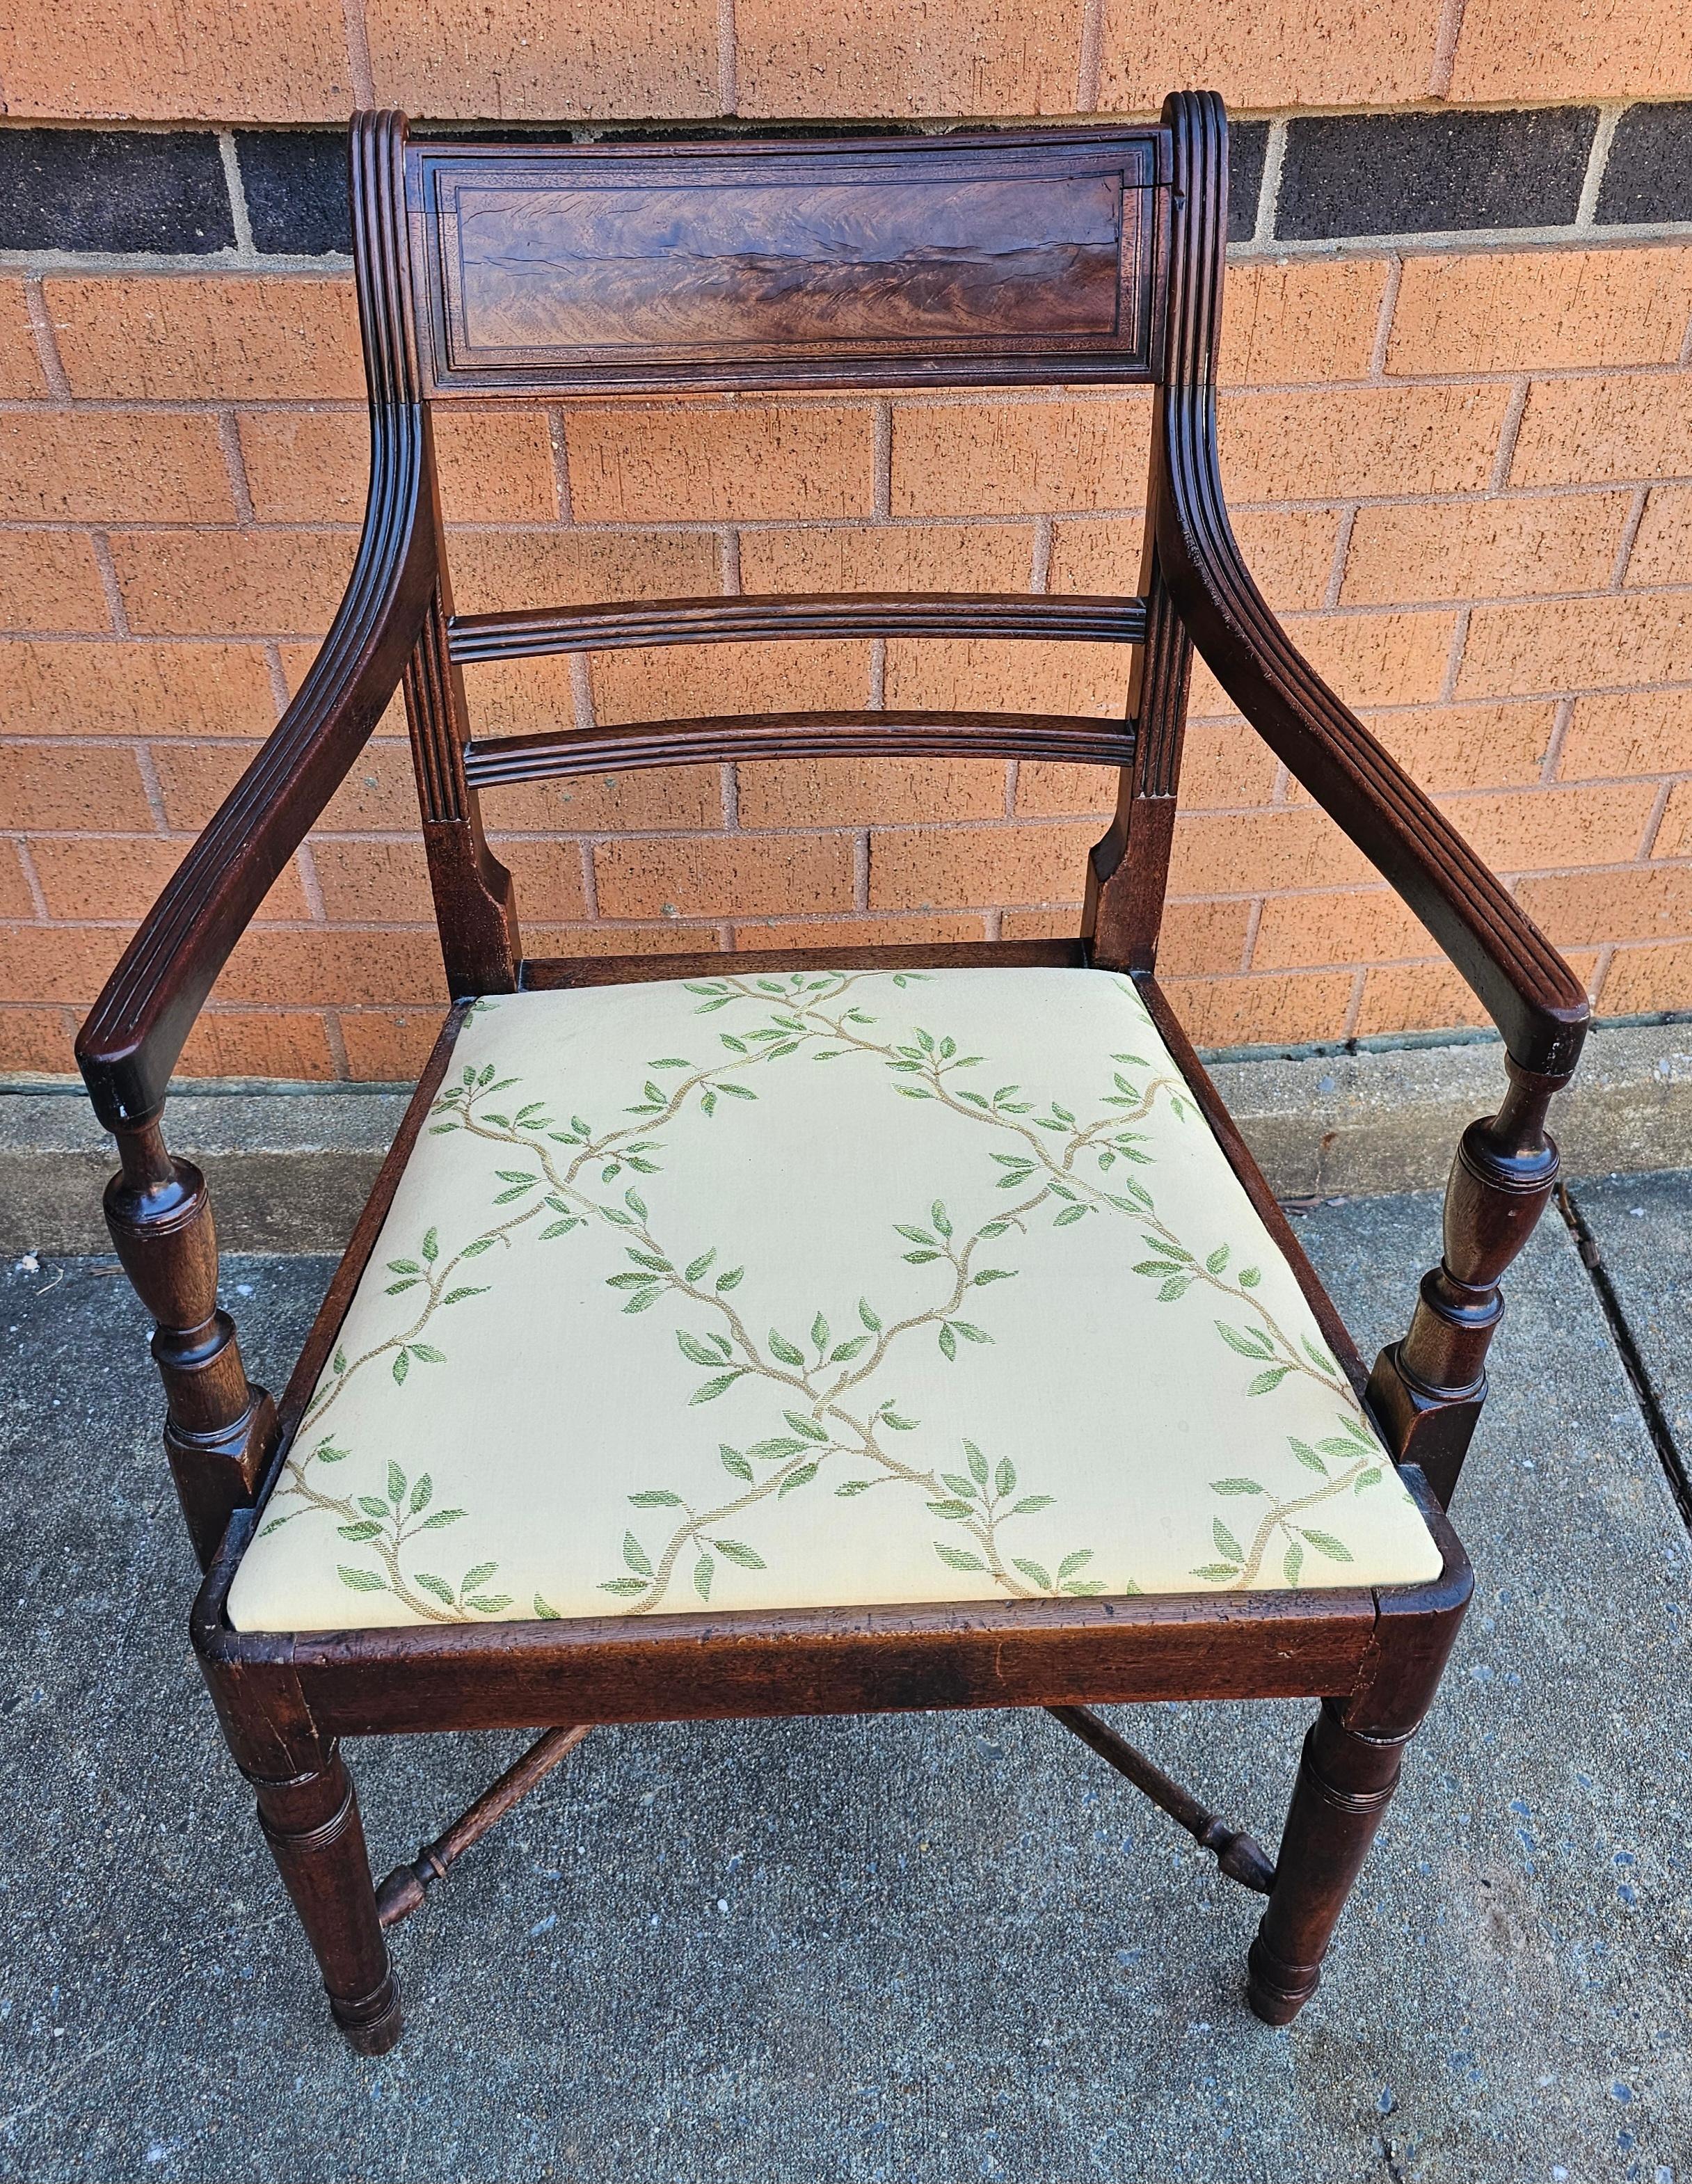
227,969,1442,1632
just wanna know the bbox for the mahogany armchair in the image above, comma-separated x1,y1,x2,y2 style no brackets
74,95,1589,2056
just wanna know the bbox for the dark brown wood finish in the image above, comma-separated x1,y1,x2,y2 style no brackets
70,95,1593,2055
410,131,1163,395
449,592,1149,662
465,712,1135,791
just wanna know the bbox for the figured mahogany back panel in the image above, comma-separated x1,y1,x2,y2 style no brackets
404,129,1167,396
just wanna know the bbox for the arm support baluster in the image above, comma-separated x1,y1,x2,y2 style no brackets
104,1118,278,1566
1365,1064,1567,1506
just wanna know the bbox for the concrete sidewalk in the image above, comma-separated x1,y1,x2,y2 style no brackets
0,1184,1688,2183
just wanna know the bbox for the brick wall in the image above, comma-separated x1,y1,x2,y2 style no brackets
3,3,1691,1083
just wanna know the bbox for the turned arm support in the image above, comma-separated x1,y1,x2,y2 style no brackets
72,415,429,1564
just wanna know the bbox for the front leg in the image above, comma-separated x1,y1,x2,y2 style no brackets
248,1746,402,2055
1366,1059,1567,1507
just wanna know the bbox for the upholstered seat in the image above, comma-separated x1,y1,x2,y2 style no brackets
230,968,1442,1632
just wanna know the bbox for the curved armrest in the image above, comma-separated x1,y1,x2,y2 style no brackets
1158,409,1588,1078
76,411,433,1129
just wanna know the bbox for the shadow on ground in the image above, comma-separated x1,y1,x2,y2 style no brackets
0,1186,1686,2182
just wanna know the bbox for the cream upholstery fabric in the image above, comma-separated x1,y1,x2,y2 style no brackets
228,969,1442,1632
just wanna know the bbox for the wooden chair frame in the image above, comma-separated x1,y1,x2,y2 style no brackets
74,95,1588,2057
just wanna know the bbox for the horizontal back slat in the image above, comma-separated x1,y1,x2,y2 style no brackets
448,591,1149,662
463,710,1138,788
406,129,1165,396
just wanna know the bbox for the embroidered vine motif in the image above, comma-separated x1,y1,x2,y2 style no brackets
253,971,1400,1623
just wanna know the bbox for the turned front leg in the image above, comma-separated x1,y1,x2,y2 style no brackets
104,1115,276,1566
250,1747,402,2055
1366,1060,1567,1507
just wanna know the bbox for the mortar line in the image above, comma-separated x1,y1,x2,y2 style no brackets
86,532,129,636
717,0,737,115
1323,507,1357,609
294,840,329,923
1428,0,1467,98
1637,777,1673,859
1367,257,1403,379
1487,378,1531,493
12,838,50,920
1252,122,1288,248
132,742,170,834
1609,484,1650,589
1540,693,1576,783
262,640,294,715
1074,0,1105,113
343,0,377,106
216,408,257,523
1573,104,1625,231
22,276,71,399
322,1010,353,1081
548,412,575,523
1030,513,1054,591
216,133,257,262
1558,1181,1692,1533
872,399,893,519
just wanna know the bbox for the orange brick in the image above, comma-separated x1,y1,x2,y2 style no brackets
1048,507,1342,613
239,408,558,527
1191,610,1455,720
595,834,856,920
1560,690,1692,779
1253,888,1430,970
0,922,129,1004
0,412,234,525
1218,259,1389,386
309,838,436,924
1098,1,1434,109
1218,384,1513,502
0,744,152,831
478,766,721,834
217,928,447,1007
1515,864,1692,946
0,532,111,634
178,1010,337,1079
729,914,987,950
0,280,47,397
47,276,360,401
1626,486,1692,589
153,740,264,831
303,740,417,834
1163,971,1356,1049
591,639,868,725
31,836,305,921
1014,722,1279,815
1332,703,1558,792
1437,783,1659,870
738,0,1078,113
0,845,34,920
490,838,589,922
1599,941,1692,1015
340,1008,447,1082
0,1005,76,1074
524,923,721,959
110,529,355,637
365,0,717,118
1652,781,1692,861
1159,898,1254,975
1355,963,1492,1038
737,757,1007,829
883,637,1130,717
891,396,1151,518
868,822,1096,910
1388,249,1692,376
567,404,875,523
0,0,354,118
1510,373,1692,488
447,529,719,618
738,523,1035,593
1341,493,1631,606
1448,0,1692,102
1170,808,1375,895
0,640,276,739
999,906,1083,938
1458,592,1692,699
